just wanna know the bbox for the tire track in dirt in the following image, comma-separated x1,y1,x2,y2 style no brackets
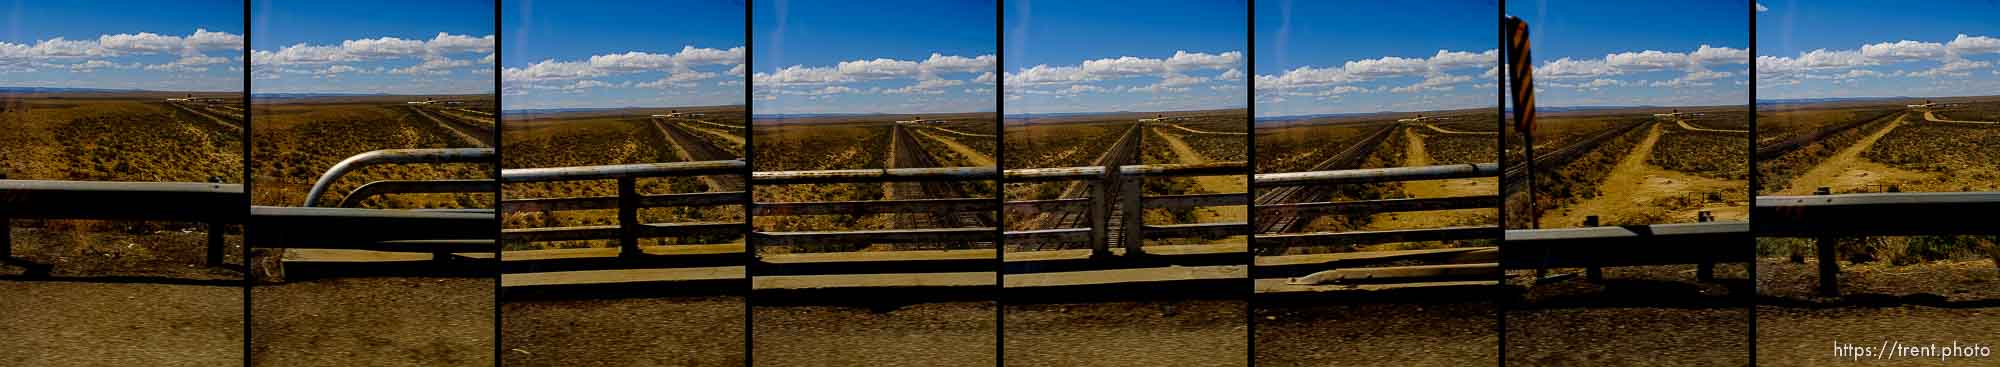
407,106,493,147
1365,128,1496,231
912,128,993,167
1540,122,1743,227
1778,114,1931,195
1924,110,2000,125
1151,127,1246,225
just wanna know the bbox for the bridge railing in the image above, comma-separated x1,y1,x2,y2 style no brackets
751,167,1000,252
499,160,746,256
261,148,497,257
1754,189,2000,296
0,178,243,269
1005,161,1250,257
1253,163,1502,254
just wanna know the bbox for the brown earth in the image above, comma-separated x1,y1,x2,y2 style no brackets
1777,115,1931,195
0,281,242,366
251,277,493,366
1005,300,1247,367
1542,123,1745,226
502,296,744,366
753,301,995,366
1255,301,1496,366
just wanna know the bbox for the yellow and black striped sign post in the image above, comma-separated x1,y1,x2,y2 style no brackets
1505,15,1537,229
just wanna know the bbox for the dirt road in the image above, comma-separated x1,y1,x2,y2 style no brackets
1542,122,1744,226
1423,123,1498,135
1006,300,1247,367
0,281,242,366
1164,123,1248,135
407,106,494,147
912,128,994,167
251,277,493,366
1674,117,1749,133
754,302,995,366
1925,110,2000,125
503,296,744,366
1365,129,1497,230
1777,114,1930,195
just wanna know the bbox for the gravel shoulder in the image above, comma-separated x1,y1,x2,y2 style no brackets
502,296,744,366
251,277,493,366
1005,300,1247,367
1505,265,1751,366
754,301,995,366
0,281,243,366
1255,301,1495,366
1756,258,1999,366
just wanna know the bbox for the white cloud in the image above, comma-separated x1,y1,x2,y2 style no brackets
973,71,995,84
1860,40,1947,62
1756,3,1768,12
1009,50,1241,87
1539,57,1616,79
1947,34,2000,55
1390,73,1472,93
1217,68,1244,81
99,32,184,54
185,29,243,51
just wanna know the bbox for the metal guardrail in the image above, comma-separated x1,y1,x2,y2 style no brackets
0,179,244,267
1252,163,1501,254
755,166,1001,251
499,160,748,257
1755,189,2000,296
303,148,495,207
1005,161,1250,257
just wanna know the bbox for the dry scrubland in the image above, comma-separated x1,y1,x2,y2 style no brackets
1002,110,1247,249
500,107,746,251
751,115,996,253
0,95,245,364
251,99,494,208
0,96,246,275
1755,101,2000,267
1255,112,1498,253
1503,108,1749,228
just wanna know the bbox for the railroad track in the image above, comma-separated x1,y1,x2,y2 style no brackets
888,124,993,249
650,117,746,191
166,102,242,132
1252,123,1398,234
1027,123,1141,250
407,105,495,147
1499,119,1650,196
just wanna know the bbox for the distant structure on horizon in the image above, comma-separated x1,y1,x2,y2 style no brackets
652,110,705,118
896,116,947,124
1396,114,1446,123
1138,114,1184,122
408,97,466,106
1907,100,1956,109
1652,109,1699,119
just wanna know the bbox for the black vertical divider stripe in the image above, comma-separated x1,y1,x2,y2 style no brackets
993,0,1006,365
240,0,253,365
1745,1,1758,363
742,1,756,365
491,1,503,365
1494,2,1508,366
1243,1,1257,365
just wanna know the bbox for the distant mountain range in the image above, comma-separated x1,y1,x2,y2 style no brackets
0,86,159,93
1754,97,1911,105
753,113,895,119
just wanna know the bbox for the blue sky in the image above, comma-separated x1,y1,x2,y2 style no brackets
1757,1,2000,99
752,0,994,115
1506,0,1749,107
251,0,493,95
1255,0,1497,117
0,1,243,91
502,0,743,110
1005,0,1247,114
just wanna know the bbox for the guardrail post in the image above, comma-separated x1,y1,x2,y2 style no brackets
1,172,9,261
1089,179,1111,258
1696,211,1714,281
1813,187,1840,297
207,222,224,267
1584,215,1602,282
619,176,640,257
1120,170,1144,256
